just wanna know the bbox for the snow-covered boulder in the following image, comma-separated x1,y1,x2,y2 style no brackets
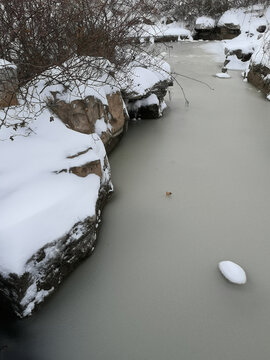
0,104,113,317
218,261,247,284
121,54,172,119
218,11,240,29
139,22,192,43
219,6,270,73
0,59,18,108
38,57,129,153
247,27,270,98
217,11,241,40
195,17,216,30
193,17,219,40
128,94,166,119
0,59,118,317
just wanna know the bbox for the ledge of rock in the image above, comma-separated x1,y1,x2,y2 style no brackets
121,54,173,119
247,28,270,98
248,63,270,97
48,89,129,154
0,80,114,317
194,13,240,41
0,60,19,108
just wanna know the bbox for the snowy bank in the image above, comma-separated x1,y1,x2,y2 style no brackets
0,98,113,317
0,53,173,317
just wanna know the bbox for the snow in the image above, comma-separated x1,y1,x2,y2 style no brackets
120,54,171,99
140,22,192,41
202,6,270,75
129,93,159,111
250,29,270,68
0,71,111,276
195,17,216,30
218,11,240,27
218,261,247,284
267,94,270,101
216,72,231,78
95,117,109,136
226,54,250,71
21,283,54,317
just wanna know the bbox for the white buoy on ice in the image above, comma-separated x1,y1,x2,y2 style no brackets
218,260,247,284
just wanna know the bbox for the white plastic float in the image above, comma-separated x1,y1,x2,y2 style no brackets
216,72,231,78
218,260,247,284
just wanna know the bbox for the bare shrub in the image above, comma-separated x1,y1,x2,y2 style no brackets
0,0,159,132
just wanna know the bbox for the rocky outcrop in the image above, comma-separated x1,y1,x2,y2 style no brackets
48,90,129,153
125,78,172,120
247,29,270,99
0,61,19,108
0,54,172,318
193,14,240,41
194,25,240,41
248,64,270,97
0,127,113,318
217,24,241,40
121,55,172,120
224,47,253,62
0,182,113,318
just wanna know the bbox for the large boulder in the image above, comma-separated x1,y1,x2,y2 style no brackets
48,90,128,153
121,54,172,119
194,12,240,41
217,11,241,40
0,60,19,108
247,28,270,98
0,102,113,317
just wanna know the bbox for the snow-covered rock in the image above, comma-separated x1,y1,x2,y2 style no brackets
0,105,113,317
128,93,164,119
218,261,247,284
0,58,118,317
0,59,18,108
247,27,270,98
0,51,172,317
195,17,216,30
218,11,240,29
139,22,192,43
121,53,172,119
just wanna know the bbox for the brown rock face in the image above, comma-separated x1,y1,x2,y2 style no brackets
48,91,128,152
106,92,126,135
247,64,270,96
0,66,19,108
70,160,102,178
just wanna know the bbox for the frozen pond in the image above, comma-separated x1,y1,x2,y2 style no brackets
1,42,270,360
